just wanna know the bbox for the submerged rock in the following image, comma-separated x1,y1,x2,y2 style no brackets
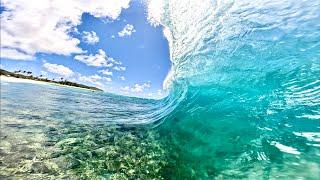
30,161,50,173
1,121,168,179
50,124,168,179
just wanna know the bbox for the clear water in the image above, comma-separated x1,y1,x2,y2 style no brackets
0,82,168,179
1,0,320,179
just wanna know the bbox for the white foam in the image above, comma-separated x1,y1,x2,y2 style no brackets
271,141,301,155
293,132,320,142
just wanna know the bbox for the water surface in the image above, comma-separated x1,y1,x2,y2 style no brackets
1,0,320,179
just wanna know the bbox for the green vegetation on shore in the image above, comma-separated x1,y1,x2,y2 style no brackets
0,69,103,91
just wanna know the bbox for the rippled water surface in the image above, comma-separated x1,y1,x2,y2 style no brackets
1,77,319,179
0,81,168,179
1,0,320,179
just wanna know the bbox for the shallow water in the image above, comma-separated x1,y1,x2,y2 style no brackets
0,81,167,179
1,78,319,179
1,0,320,179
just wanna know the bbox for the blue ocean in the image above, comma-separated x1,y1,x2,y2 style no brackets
1,0,320,179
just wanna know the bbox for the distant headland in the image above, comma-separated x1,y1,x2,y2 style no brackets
0,69,103,91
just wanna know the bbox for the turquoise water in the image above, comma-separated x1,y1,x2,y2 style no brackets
1,78,319,179
1,0,320,179
0,82,168,178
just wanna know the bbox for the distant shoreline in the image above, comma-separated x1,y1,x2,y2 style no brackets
0,69,103,92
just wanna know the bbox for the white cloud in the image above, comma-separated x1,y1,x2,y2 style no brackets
118,24,136,37
143,82,151,88
120,86,130,94
43,62,74,77
121,82,151,93
157,89,163,96
75,49,119,67
104,77,112,82
114,61,122,65
40,71,48,77
0,48,34,60
73,73,112,89
131,84,144,93
82,31,99,44
78,74,104,87
147,0,164,27
99,69,113,76
113,66,126,71
1,0,131,60
119,76,126,81
131,82,151,92
121,86,130,91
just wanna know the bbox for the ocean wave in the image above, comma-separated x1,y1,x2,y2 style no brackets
145,0,320,124
145,0,320,177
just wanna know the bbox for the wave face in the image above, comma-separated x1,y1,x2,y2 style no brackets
149,0,320,178
1,0,320,178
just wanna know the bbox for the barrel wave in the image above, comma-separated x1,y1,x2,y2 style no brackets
149,0,320,178
1,0,320,179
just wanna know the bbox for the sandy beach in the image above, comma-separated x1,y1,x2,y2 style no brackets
1,75,50,85
0,75,98,92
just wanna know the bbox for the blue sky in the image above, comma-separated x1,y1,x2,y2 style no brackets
0,0,170,98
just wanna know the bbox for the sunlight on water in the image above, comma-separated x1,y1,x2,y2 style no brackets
0,82,167,179
1,0,320,179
